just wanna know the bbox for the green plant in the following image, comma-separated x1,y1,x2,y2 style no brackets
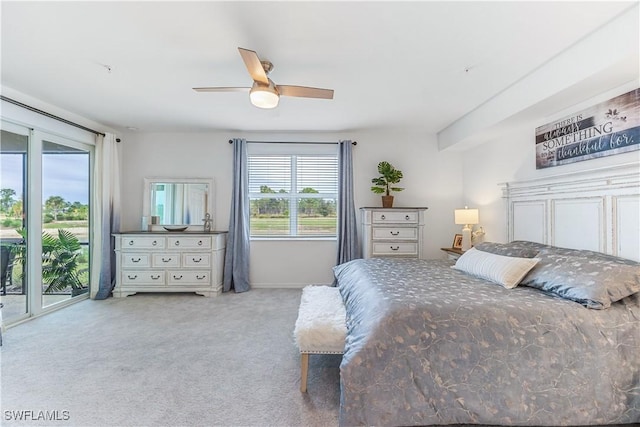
42,229,84,293
13,228,85,293
370,161,404,196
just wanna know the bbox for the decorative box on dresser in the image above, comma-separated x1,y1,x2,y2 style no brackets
360,207,428,259
113,231,227,297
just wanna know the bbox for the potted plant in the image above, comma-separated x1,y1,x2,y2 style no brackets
370,161,404,208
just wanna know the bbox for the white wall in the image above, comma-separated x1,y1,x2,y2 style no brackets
461,81,640,243
119,127,463,287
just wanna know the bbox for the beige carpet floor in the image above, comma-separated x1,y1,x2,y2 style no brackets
0,289,341,427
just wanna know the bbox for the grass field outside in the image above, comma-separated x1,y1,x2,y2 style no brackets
251,215,337,236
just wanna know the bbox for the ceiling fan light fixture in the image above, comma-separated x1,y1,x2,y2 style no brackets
249,81,279,109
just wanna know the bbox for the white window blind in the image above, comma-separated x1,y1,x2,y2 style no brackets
247,144,338,237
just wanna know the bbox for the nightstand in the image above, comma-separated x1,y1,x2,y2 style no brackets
441,247,464,261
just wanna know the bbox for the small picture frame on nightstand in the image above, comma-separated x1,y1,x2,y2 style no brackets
452,234,463,249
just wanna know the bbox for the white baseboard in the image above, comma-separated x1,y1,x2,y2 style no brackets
251,282,333,289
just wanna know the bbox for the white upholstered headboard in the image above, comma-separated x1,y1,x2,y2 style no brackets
501,162,640,261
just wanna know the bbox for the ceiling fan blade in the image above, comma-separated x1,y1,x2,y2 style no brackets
193,87,250,93
238,47,269,85
277,85,334,99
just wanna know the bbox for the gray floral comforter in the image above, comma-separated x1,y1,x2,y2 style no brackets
334,258,640,426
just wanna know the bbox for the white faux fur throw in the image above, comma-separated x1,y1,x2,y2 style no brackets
294,285,347,353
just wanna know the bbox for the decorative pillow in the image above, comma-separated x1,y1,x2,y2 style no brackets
521,249,640,309
474,241,541,258
453,247,540,289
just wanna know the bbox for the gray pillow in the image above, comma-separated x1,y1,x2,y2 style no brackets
520,248,640,309
474,241,541,259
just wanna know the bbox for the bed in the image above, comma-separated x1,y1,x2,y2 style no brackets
334,243,639,425
334,165,640,426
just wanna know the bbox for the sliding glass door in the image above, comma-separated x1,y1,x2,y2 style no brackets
0,120,93,324
41,138,91,308
0,123,29,324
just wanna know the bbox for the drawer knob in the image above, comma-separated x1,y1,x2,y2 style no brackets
390,231,399,236
128,241,134,246
151,275,161,280
381,215,386,220
162,257,172,263
131,257,141,263
405,215,410,220
152,241,157,246
198,240,203,246
192,257,202,263
196,275,206,280
390,246,400,251
174,241,180,246
127,274,137,280
173,275,183,280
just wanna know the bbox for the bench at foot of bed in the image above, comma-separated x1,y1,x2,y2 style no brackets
293,285,347,392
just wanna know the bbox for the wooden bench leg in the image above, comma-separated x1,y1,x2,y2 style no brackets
300,353,309,392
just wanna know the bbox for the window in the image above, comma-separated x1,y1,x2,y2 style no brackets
248,144,338,238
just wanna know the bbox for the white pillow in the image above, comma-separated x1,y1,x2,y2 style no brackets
453,247,540,289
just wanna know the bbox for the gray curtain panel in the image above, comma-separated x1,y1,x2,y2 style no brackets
223,138,251,293
336,140,360,265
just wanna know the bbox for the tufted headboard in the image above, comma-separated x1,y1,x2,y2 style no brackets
501,162,640,261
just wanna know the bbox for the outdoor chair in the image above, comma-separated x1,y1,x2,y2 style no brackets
1,245,16,296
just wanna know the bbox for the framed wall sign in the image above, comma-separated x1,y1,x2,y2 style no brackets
535,88,639,169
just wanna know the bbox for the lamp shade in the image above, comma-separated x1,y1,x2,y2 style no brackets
250,81,279,109
454,208,479,225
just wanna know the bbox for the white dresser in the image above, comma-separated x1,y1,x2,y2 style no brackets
360,207,428,259
113,232,227,297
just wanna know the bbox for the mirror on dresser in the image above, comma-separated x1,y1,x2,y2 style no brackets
143,177,215,231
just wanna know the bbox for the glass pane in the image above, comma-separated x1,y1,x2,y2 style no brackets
249,197,290,236
42,140,90,308
0,128,28,322
297,198,337,236
249,155,292,236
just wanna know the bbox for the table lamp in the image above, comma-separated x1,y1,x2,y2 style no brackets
454,207,479,251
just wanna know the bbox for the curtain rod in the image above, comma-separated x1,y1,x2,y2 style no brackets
1,95,106,137
229,139,356,145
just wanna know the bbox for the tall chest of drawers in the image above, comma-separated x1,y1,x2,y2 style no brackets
360,207,428,259
113,232,227,297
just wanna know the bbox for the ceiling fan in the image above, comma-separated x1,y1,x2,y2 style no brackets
193,47,334,109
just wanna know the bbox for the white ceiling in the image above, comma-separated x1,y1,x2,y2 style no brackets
1,1,636,134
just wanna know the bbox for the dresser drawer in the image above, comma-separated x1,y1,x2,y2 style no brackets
372,242,418,256
121,270,165,285
167,236,212,249
372,227,418,240
152,253,180,267
183,253,211,267
122,236,165,249
121,253,150,268
168,271,211,285
372,211,418,224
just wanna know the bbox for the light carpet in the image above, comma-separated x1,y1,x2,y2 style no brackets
0,289,341,427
